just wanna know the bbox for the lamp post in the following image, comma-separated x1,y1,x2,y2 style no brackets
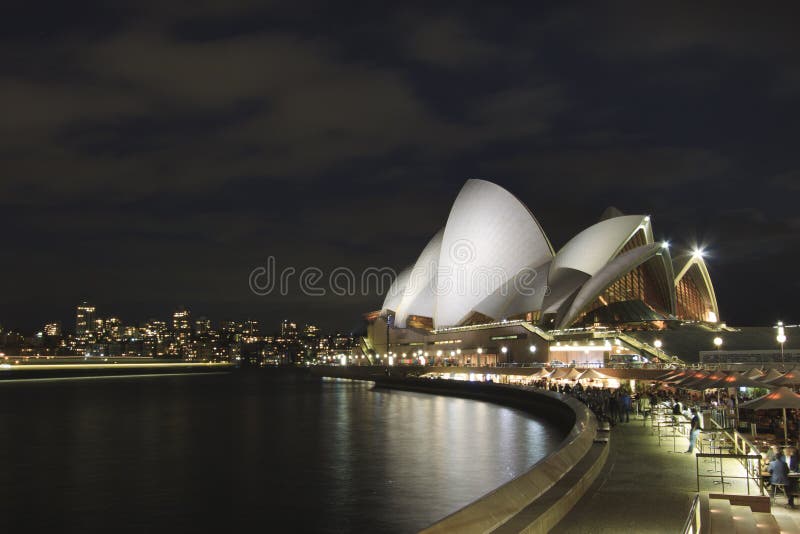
654,339,662,362
477,347,483,367
777,322,787,369
713,336,723,363
501,346,508,365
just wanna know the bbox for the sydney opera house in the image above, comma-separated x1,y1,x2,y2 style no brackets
363,179,732,367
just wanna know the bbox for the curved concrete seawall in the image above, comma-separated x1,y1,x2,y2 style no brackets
311,368,609,533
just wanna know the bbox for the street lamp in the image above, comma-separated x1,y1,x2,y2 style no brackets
654,339,662,361
529,345,537,353
777,322,787,368
501,346,508,365
713,337,723,366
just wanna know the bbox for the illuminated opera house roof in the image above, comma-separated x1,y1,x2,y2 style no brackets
381,179,719,330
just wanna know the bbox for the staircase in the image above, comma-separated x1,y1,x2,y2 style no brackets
698,493,800,533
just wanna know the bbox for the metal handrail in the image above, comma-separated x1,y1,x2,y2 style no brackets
695,453,762,494
681,493,701,534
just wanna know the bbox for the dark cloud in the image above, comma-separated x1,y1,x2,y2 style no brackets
0,2,798,332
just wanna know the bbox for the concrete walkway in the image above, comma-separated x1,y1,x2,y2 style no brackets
553,417,725,533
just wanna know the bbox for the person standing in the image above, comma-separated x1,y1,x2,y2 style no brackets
621,390,631,423
686,408,701,454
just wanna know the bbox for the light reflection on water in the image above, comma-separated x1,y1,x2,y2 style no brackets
0,372,562,533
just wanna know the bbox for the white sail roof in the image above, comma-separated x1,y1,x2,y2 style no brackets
381,266,412,313
550,215,649,278
434,179,554,327
472,260,551,319
394,230,443,328
557,243,665,328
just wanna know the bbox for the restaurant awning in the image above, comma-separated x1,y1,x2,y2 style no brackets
739,386,800,443
534,368,554,378
565,368,582,380
550,368,570,379
659,369,692,383
741,368,765,380
684,371,729,390
673,371,709,388
740,387,800,410
576,368,610,381
759,368,785,383
706,373,769,390
765,369,800,387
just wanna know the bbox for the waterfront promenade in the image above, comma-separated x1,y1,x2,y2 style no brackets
553,415,800,533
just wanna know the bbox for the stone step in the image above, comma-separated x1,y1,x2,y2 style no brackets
730,504,757,533
772,511,800,533
710,497,735,534
751,512,781,533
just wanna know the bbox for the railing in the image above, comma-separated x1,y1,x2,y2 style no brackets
519,322,555,341
681,494,701,534
695,453,762,494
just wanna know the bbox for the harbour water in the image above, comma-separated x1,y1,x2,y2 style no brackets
0,371,562,533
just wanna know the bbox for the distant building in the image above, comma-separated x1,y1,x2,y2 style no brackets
44,322,61,337
173,306,191,342
281,319,297,340
76,301,96,338
104,317,121,339
195,317,212,335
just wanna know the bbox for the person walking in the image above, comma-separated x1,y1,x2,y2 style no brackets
686,408,700,453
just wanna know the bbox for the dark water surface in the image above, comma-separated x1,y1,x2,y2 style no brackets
0,371,563,533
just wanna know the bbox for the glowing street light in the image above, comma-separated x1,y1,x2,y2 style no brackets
778,322,787,368
713,337,723,348
529,345,537,353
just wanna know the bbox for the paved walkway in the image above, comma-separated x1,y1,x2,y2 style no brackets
551,414,800,533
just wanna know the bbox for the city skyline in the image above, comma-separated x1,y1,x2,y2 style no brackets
0,299,356,363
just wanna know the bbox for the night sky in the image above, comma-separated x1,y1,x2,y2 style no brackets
2,2,798,334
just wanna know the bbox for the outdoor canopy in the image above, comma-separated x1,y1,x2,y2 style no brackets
576,368,610,381
739,386,800,443
759,368,785,383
